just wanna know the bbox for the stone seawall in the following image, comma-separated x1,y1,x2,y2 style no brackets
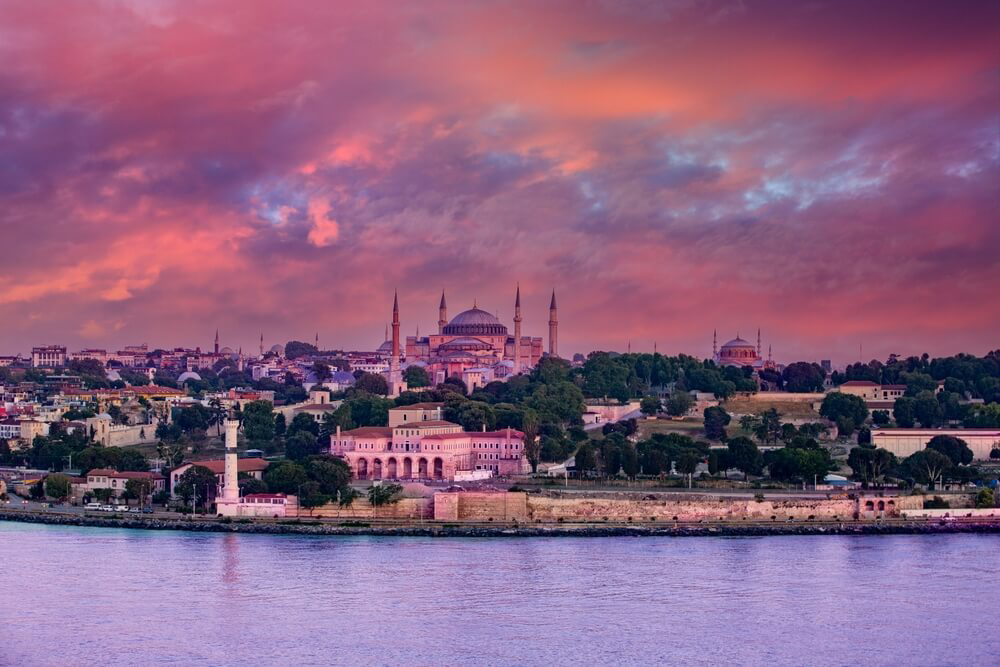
425,491,925,522
3,510,999,538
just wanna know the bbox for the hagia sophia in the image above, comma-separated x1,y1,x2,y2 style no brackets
380,286,558,395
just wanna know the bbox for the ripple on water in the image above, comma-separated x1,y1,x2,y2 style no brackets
0,523,998,667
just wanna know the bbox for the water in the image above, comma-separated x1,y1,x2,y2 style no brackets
1,521,997,666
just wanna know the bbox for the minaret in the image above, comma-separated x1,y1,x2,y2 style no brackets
548,290,558,357
438,290,447,334
214,329,219,355
712,330,718,359
513,284,522,372
315,332,319,350
388,291,403,396
259,332,264,358
757,328,762,358
219,418,240,513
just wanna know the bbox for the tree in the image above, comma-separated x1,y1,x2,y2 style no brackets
574,444,597,477
368,482,403,518
286,431,322,461
355,373,390,395
242,400,275,447
893,397,916,428
926,435,973,466
263,461,308,494
44,473,72,501
403,365,431,388
287,413,320,439
975,488,995,509
174,465,218,510
835,416,856,439
872,410,891,426
819,392,869,427
847,447,896,487
857,426,872,446
297,481,330,515
727,437,762,480
311,361,332,383
753,409,782,445
274,413,287,437
781,362,826,392
239,477,268,495
30,479,46,499
123,478,152,507
913,391,942,427
118,448,150,472
703,406,731,441
640,396,661,417
991,448,1000,460
665,391,693,417
905,449,951,490
284,340,318,359
675,450,700,488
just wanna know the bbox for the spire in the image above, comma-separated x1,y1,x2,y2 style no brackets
757,328,761,356
515,283,521,308
473,298,477,309
513,283,523,373
548,289,558,357
385,323,389,341
438,289,448,334
713,329,718,358
214,329,219,355
393,290,399,315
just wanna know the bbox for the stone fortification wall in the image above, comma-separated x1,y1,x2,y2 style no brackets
433,492,528,521
522,492,923,522
299,497,432,520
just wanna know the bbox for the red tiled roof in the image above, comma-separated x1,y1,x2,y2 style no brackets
395,420,459,429
244,493,287,499
392,402,444,410
422,429,524,440
840,381,877,387
343,426,393,438
880,385,907,391
133,385,186,395
85,468,164,480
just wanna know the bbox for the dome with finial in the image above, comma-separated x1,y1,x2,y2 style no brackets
443,307,508,336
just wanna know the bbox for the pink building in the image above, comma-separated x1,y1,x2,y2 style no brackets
331,420,527,481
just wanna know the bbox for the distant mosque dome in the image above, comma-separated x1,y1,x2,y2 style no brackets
269,344,285,356
377,339,393,354
219,346,235,356
717,335,760,367
442,308,508,337
178,371,202,383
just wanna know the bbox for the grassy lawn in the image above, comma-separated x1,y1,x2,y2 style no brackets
722,398,821,419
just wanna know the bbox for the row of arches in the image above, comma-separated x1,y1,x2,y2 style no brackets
356,456,444,480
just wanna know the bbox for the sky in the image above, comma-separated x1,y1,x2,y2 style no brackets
1,0,998,365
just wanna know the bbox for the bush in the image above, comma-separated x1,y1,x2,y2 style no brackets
975,488,995,509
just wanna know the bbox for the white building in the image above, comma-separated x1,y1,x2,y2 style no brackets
871,429,1000,461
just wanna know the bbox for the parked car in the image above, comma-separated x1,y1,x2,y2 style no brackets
100,505,115,512
141,507,154,514
85,502,102,510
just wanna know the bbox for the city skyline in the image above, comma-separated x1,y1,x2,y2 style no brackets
1,1,998,363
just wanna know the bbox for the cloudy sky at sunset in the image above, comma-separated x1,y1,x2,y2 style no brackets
1,0,997,364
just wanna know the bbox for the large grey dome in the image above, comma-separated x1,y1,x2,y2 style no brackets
443,308,508,336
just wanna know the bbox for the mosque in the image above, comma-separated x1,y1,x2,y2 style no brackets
712,329,777,370
379,287,557,394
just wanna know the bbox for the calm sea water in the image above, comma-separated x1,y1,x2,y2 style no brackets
1,521,997,667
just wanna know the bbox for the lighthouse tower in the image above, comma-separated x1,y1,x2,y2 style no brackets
217,418,241,516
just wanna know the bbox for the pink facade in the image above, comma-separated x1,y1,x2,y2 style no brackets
331,422,527,481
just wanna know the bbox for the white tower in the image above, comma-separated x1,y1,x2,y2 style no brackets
218,419,240,513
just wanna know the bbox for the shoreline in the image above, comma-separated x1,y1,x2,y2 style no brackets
3,510,999,538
